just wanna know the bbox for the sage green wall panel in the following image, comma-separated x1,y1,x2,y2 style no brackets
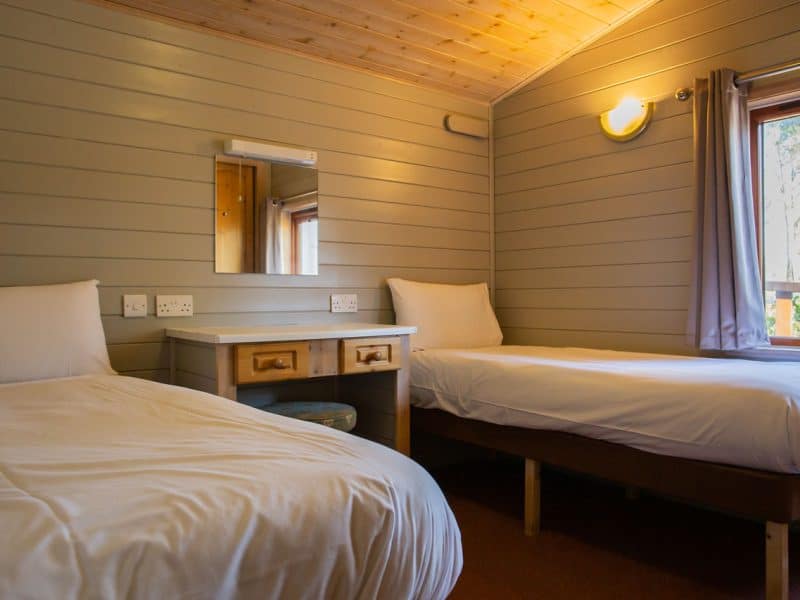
0,256,489,289
0,0,489,376
496,287,690,311
494,0,799,354
0,194,211,234
495,188,693,232
496,237,692,271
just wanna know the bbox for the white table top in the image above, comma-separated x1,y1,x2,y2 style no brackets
165,323,417,344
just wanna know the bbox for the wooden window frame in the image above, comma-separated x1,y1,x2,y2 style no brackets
291,207,318,275
749,99,800,346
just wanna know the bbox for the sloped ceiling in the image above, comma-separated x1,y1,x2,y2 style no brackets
94,0,658,102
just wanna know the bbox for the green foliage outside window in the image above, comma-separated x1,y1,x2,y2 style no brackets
795,294,800,336
764,293,800,337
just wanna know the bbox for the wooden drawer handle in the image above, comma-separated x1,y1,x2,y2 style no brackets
366,350,384,363
254,356,291,370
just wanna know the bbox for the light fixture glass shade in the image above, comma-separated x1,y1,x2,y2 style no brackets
599,97,654,141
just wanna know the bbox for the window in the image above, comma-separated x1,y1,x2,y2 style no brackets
291,208,318,276
751,99,800,344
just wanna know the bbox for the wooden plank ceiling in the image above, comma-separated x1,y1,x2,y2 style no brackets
95,0,656,101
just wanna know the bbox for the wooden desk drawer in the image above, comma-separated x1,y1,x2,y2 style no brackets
340,337,401,374
236,342,309,384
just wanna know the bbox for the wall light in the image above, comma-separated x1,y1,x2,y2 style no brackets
599,97,654,142
224,139,317,166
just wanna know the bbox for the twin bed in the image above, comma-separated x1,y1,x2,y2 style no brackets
388,277,800,600
0,281,462,599
412,345,800,474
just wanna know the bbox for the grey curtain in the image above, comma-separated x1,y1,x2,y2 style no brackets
687,69,768,350
266,198,283,274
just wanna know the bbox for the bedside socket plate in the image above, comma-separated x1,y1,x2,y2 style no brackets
156,295,194,317
331,294,357,313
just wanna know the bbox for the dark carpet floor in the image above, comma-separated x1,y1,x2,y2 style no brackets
431,458,800,599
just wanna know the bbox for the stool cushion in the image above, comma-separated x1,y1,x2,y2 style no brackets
263,401,357,432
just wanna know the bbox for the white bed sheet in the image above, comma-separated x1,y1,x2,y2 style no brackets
0,375,461,600
411,345,800,473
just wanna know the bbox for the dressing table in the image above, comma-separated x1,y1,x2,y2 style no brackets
166,324,416,454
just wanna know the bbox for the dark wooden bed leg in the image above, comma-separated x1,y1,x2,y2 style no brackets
524,458,541,537
766,521,788,600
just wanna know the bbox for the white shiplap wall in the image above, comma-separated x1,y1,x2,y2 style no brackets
0,0,489,380
493,0,800,354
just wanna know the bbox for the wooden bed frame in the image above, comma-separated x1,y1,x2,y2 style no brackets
413,407,800,600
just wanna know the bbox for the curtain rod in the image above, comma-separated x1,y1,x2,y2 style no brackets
736,58,800,85
675,58,800,100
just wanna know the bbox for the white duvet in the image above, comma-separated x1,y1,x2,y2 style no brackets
411,345,800,473
0,375,461,600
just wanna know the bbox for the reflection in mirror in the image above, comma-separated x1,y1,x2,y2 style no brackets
215,156,318,275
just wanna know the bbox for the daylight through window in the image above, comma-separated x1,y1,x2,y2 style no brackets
752,100,800,344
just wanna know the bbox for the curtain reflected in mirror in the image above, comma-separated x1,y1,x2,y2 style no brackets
215,156,318,275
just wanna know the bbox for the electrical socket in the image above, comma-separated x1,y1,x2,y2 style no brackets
330,294,357,313
156,294,194,317
122,294,147,318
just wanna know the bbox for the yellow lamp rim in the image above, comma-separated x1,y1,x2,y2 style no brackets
599,100,654,142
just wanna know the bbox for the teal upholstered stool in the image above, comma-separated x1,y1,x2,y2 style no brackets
263,401,357,433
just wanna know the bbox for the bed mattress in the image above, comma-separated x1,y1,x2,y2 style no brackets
0,375,461,599
411,346,800,473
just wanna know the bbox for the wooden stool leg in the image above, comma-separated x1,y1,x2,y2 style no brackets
766,521,788,600
524,458,541,537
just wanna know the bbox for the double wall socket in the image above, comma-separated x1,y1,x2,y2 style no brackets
330,294,357,313
156,295,194,317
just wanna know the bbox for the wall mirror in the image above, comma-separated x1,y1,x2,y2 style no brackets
215,155,318,275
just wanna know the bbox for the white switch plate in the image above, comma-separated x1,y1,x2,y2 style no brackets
331,294,357,313
156,294,194,317
122,294,147,318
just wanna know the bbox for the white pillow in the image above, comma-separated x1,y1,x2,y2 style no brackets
387,278,502,350
0,280,115,383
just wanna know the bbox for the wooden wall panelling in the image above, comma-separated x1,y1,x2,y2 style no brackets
495,162,693,215
495,111,693,177
0,39,487,161
495,138,693,195
501,328,688,353
0,0,490,377
496,213,694,252
322,220,489,250
494,187,694,232
495,307,688,335
493,0,800,354
321,196,489,232
494,262,691,290
0,256,490,289
495,286,691,311
0,193,211,234
495,237,693,271
494,92,690,159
